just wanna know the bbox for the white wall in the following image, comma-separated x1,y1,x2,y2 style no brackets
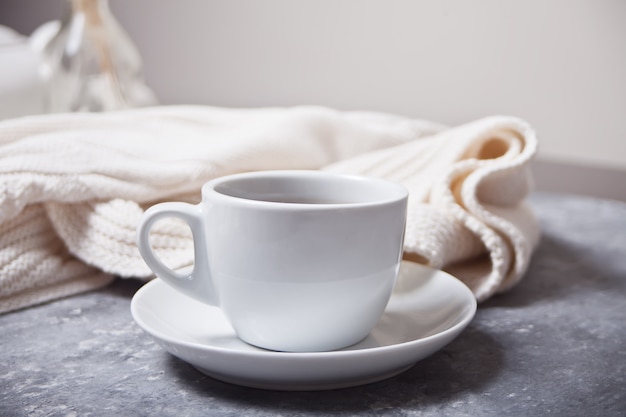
2,0,626,173
118,0,626,172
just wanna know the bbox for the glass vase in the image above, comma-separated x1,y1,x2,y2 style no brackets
40,0,157,112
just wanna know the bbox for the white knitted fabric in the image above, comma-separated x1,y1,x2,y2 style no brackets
0,105,539,313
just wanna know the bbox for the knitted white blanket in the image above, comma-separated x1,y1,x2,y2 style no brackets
0,106,539,313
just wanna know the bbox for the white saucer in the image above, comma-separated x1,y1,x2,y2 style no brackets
130,261,477,391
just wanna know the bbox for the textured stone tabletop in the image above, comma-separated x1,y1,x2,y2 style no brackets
1,192,625,417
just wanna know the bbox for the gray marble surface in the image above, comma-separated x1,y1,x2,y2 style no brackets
1,192,625,417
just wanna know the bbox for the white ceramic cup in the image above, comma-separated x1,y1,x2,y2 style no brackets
136,170,408,352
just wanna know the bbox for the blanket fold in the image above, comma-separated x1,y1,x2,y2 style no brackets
0,105,539,313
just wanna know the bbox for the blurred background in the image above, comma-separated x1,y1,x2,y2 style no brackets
1,0,624,200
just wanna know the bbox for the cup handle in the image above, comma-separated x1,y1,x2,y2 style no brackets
136,202,218,306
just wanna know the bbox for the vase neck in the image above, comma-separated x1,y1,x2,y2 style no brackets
69,0,113,25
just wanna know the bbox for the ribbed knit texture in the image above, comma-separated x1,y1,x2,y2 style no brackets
0,106,539,313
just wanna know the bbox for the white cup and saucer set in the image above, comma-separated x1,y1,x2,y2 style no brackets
130,170,476,391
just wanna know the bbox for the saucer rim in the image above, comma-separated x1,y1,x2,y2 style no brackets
130,261,477,359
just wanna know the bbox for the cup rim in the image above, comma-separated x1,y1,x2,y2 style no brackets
202,170,408,209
